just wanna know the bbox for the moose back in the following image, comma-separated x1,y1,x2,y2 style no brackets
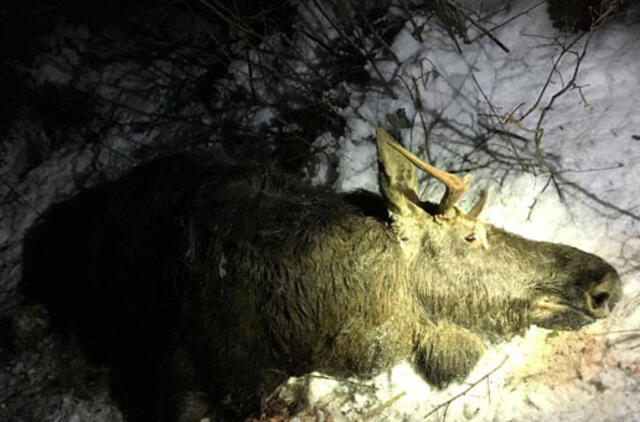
22,129,621,421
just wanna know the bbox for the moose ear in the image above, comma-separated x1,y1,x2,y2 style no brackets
376,128,423,217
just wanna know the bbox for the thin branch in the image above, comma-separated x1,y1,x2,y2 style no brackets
362,392,406,420
460,8,510,53
532,32,594,168
425,355,508,419
520,33,587,121
472,73,529,172
0,175,44,218
556,176,640,221
468,1,546,44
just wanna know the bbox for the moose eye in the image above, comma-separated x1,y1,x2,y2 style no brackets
464,234,476,243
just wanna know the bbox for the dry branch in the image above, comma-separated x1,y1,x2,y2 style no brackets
424,355,508,420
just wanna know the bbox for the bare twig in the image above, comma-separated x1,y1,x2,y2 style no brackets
472,73,529,172
520,33,587,121
363,392,406,420
459,8,510,53
400,0,425,42
532,33,593,168
435,0,464,53
468,1,546,44
555,175,640,221
307,373,377,390
425,355,508,419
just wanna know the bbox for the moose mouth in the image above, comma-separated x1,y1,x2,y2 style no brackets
531,271,622,331
530,296,596,331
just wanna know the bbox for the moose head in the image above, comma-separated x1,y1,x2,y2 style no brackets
377,127,621,331
348,127,623,385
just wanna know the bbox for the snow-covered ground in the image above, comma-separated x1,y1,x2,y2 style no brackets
1,1,639,421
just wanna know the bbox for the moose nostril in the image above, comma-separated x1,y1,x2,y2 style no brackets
585,271,622,318
591,292,610,308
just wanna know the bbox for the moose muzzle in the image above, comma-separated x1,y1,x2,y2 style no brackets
585,271,622,318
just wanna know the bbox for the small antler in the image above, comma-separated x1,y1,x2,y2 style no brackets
466,188,488,218
378,128,475,216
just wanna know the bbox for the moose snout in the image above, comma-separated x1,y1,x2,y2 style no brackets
585,271,622,318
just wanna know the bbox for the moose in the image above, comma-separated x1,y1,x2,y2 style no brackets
21,128,621,421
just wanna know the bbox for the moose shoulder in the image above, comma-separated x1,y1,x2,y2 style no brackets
21,128,622,421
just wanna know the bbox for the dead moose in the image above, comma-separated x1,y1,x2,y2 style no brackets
22,128,622,421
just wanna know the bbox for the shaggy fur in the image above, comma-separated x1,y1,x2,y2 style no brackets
21,132,621,421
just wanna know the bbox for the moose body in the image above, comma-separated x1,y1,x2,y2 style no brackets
22,129,622,421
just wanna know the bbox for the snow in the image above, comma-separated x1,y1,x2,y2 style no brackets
1,0,640,421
